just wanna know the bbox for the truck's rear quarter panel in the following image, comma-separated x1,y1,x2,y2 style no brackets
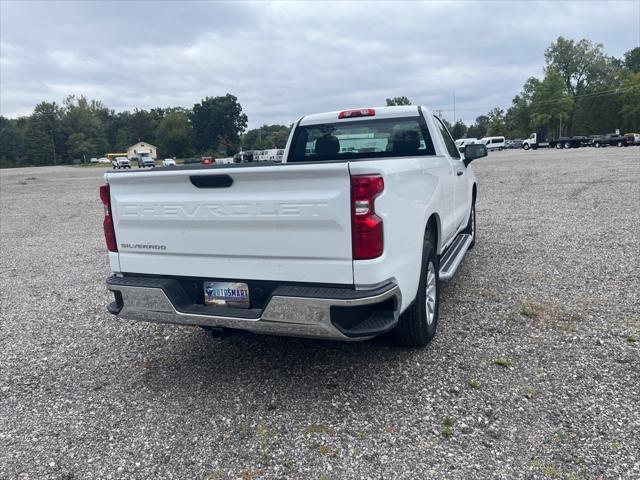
107,163,354,284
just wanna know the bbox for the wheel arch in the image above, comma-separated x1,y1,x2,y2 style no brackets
424,213,441,255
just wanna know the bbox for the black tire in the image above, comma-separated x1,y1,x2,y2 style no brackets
595,142,601,148
393,238,439,347
462,200,476,249
523,143,530,151
617,141,623,147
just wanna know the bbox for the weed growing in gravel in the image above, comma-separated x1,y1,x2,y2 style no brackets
524,384,536,399
257,421,270,465
627,335,637,344
282,459,294,470
520,301,542,319
553,431,567,443
494,357,514,368
480,289,501,302
543,464,559,478
204,472,223,480
318,444,338,457
442,416,454,438
467,379,481,389
305,424,335,436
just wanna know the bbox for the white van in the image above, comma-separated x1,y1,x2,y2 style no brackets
454,138,478,153
481,136,506,151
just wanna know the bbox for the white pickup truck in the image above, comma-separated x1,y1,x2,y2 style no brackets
101,106,487,346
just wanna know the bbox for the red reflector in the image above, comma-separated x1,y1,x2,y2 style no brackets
338,108,375,119
351,175,384,260
99,184,118,252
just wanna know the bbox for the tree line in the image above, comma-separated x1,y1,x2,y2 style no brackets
1,38,638,167
434,40,639,140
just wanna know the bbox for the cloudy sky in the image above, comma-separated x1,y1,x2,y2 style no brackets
1,0,638,127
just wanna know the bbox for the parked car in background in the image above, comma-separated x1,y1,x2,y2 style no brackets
111,157,131,169
138,157,156,168
90,157,99,163
233,151,255,163
505,139,523,149
162,158,176,167
201,156,214,164
97,157,111,164
183,157,200,164
593,133,630,148
480,136,506,151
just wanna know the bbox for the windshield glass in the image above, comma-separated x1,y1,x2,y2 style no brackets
288,116,435,162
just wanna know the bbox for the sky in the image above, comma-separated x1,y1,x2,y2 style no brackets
1,0,639,128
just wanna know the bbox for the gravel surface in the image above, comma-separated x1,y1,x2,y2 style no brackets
1,148,639,480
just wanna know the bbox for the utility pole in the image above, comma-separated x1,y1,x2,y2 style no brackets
49,130,57,165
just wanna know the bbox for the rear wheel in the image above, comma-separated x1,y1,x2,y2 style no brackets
394,238,439,347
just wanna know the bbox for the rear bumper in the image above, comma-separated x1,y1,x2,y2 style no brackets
106,275,401,341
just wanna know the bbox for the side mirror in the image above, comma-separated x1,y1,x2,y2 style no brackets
463,143,487,167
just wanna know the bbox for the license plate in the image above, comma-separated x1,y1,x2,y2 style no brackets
203,281,250,308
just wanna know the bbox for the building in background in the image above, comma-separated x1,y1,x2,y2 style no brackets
127,142,157,160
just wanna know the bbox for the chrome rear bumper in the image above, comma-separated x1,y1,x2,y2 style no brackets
106,276,401,341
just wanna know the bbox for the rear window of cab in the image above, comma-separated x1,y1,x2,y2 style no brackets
288,117,436,162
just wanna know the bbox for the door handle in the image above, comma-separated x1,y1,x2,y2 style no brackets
456,170,464,176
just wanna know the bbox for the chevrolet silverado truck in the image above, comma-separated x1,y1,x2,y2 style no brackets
101,106,487,346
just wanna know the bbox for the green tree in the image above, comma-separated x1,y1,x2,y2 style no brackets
487,107,506,136
385,96,412,106
23,115,54,165
619,73,640,131
530,69,573,137
62,95,109,160
242,124,291,150
130,109,158,145
0,117,24,166
190,94,248,153
450,120,468,140
155,111,193,157
623,47,640,73
467,115,490,139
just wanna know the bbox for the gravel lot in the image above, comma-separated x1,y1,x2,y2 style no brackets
1,148,639,480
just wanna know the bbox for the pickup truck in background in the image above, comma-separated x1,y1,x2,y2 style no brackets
522,132,592,150
101,106,487,347
592,133,631,148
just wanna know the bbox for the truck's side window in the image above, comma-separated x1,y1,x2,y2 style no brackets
433,117,461,159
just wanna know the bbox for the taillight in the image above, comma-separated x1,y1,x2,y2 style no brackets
99,184,118,252
338,108,375,119
351,175,384,260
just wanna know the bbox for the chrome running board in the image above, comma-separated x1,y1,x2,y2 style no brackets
439,234,473,281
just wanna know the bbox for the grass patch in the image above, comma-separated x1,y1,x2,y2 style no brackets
317,444,338,457
543,464,559,478
441,416,454,438
519,300,583,332
480,289,501,302
553,431,567,443
494,357,514,368
467,379,481,389
627,335,637,344
520,301,542,319
305,424,335,436
524,384,536,399
257,421,270,465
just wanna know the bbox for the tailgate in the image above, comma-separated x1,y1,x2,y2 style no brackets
107,163,354,284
